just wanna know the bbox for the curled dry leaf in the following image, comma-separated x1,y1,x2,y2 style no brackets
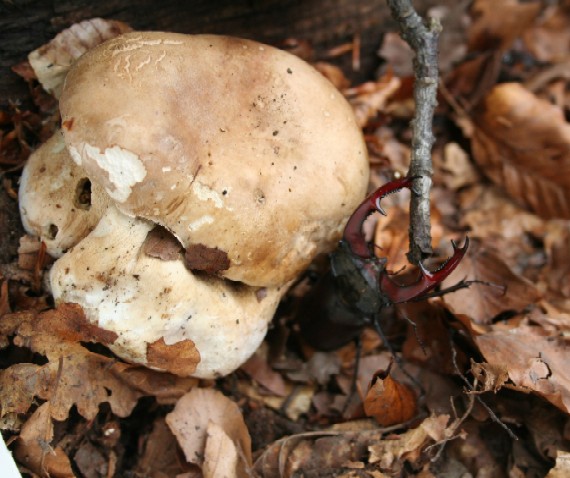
439,142,481,190
523,5,570,63
471,83,570,219
142,226,183,261
165,388,252,478
363,366,417,426
253,429,383,477
203,422,240,478
146,337,200,377
401,301,468,375
313,62,351,90
542,222,570,299
240,351,288,397
0,309,196,421
476,326,570,414
13,402,74,478
368,415,451,472
347,75,401,128
459,185,545,241
183,243,231,274
467,0,541,52
28,18,132,98
471,361,509,393
442,238,541,324
378,32,413,77
134,418,192,477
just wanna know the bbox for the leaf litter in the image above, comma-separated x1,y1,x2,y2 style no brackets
3,4,570,476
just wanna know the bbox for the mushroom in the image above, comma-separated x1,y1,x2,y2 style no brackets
19,129,110,257
50,205,284,378
21,32,369,378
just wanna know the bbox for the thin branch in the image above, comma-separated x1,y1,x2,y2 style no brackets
386,0,441,265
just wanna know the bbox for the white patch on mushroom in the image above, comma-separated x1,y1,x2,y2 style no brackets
68,145,82,165
191,181,224,208
187,215,214,232
82,143,147,202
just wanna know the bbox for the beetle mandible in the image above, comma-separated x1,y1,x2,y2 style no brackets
298,176,469,351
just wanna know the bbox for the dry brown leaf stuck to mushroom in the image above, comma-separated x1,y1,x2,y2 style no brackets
165,388,252,478
0,308,197,422
471,82,570,219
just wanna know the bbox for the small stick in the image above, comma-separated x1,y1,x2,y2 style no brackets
386,0,441,265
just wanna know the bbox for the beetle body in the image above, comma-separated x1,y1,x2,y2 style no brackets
298,177,468,351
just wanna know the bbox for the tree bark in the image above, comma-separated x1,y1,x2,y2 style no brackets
1,0,450,106
386,0,441,265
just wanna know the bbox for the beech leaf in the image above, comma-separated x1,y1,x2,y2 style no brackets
442,238,541,324
476,327,570,413
165,388,252,477
363,367,417,426
471,83,570,219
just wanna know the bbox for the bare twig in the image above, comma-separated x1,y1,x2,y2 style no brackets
386,0,441,265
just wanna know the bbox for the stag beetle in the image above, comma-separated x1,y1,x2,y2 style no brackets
298,176,469,351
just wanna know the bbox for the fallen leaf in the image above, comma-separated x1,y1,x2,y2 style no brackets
467,0,540,52
28,18,132,97
542,222,570,299
146,337,200,377
525,405,570,460
347,75,401,128
368,415,451,472
203,421,240,478
254,429,385,477
74,440,109,478
442,238,541,324
143,226,183,261
459,185,544,241
523,5,570,63
401,301,468,374
471,361,509,393
240,351,288,396
0,311,196,421
439,142,481,190
378,32,413,77
38,302,118,345
313,62,351,90
134,418,192,477
476,327,570,413
471,83,570,219
184,244,231,274
165,388,252,477
13,402,75,477
363,366,417,426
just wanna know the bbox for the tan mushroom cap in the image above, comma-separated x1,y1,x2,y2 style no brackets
60,32,369,287
19,130,110,257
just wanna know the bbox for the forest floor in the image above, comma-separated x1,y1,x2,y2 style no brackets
2,1,570,477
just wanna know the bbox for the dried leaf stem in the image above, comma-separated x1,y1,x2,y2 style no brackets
386,0,441,264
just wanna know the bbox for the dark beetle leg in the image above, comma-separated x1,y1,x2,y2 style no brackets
343,176,416,259
380,237,470,303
